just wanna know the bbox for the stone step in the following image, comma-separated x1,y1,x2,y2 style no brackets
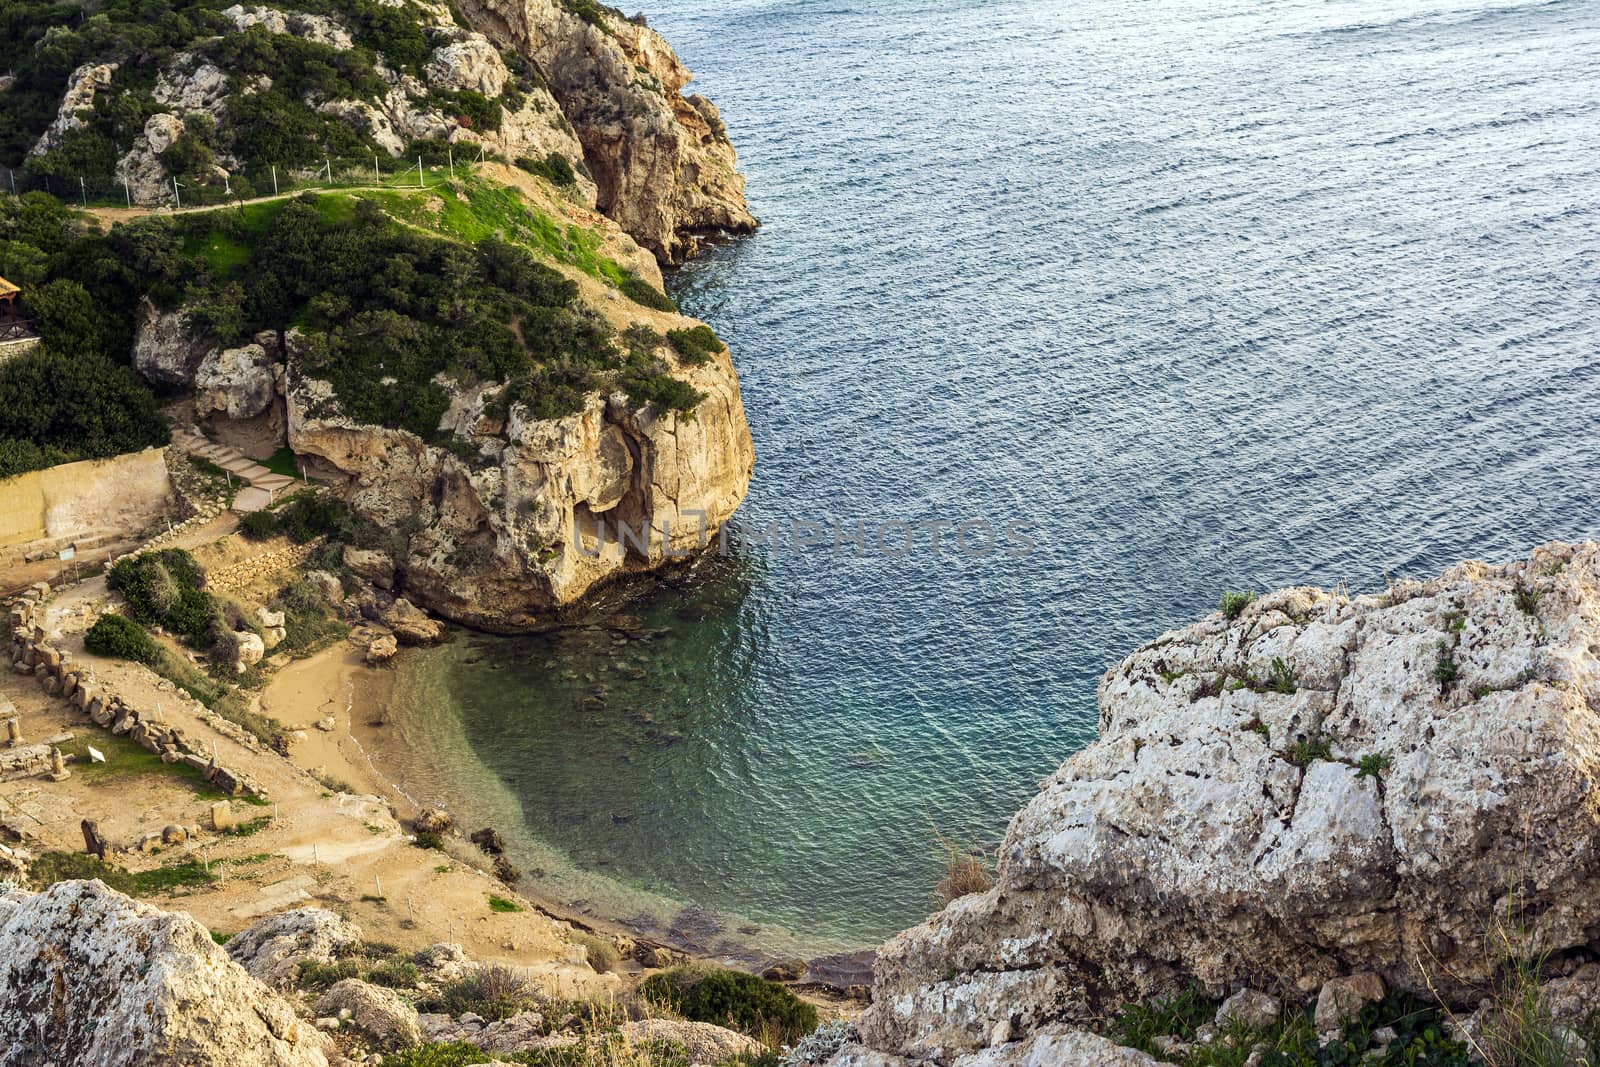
217,456,257,475
235,463,272,481
231,487,272,513
252,474,296,491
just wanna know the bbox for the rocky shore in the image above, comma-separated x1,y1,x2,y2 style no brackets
820,541,1600,1066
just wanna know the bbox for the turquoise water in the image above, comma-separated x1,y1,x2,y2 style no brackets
389,0,1600,952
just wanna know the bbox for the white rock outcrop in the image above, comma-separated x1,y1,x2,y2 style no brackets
0,880,330,1066
289,355,752,628
132,298,213,387
839,542,1600,1064
196,342,278,420
30,63,117,156
315,978,422,1049
226,906,363,987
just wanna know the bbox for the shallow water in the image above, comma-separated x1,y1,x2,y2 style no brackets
386,0,1600,951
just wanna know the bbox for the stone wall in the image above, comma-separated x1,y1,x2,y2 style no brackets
7,586,267,799
0,448,172,567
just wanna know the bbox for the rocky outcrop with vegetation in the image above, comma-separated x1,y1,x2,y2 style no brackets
831,542,1600,1066
454,0,759,262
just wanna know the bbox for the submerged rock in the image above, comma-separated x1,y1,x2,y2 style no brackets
842,542,1600,1064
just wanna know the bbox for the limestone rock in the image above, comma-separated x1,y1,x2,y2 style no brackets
847,543,1600,1063
1217,989,1280,1030
451,0,756,262
196,343,278,420
413,807,454,834
315,979,422,1049
366,633,398,665
1314,973,1385,1034
0,880,330,1066
290,358,753,629
31,63,117,156
619,1019,762,1063
227,907,362,987
132,297,212,388
234,630,266,668
830,1028,1175,1067
425,36,509,97
382,598,445,645
222,4,354,48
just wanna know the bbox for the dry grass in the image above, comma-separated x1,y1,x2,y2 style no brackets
932,831,993,907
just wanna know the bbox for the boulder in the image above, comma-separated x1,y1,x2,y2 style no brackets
619,1019,762,1063
1314,973,1385,1035
365,633,398,665
0,880,329,1066
382,598,445,645
846,542,1600,1062
196,343,277,420
413,807,454,834
132,297,212,388
424,35,509,97
1216,989,1280,1030
344,547,396,590
226,907,362,987
234,630,266,668
30,63,117,156
315,978,421,1049
761,957,809,983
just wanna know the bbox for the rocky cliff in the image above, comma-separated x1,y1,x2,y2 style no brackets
453,0,758,262
832,542,1600,1065
286,317,753,628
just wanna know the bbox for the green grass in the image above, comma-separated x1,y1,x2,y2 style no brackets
488,894,523,913
355,177,630,284
260,447,300,479
56,731,228,798
28,851,217,896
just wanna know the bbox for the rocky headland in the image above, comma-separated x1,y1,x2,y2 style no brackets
817,541,1600,1065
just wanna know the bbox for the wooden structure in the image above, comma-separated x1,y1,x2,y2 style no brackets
0,277,17,321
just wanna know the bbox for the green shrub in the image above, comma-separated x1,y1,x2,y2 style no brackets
419,963,538,1021
84,613,160,665
297,958,363,991
620,370,706,418
665,325,722,366
365,958,421,989
1356,753,1392,779
1219,591,1255,620
516,151,578,188
1288,734,1333,767
640,965,818,1043
0,346,169,479
620,276,677,313
488,894,522,913
239,510,278,540
107,549,214,640
413,831,444,850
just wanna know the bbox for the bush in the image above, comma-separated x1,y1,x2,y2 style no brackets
420,963,539,1021
0,346,169,479
640,965,818,1043
620,276,676,313
239,510,278,540
516,151,578,187
665,325,722,366
84,612,160,665
571,931,619,973
1219,590,1255,620
107,549,214,640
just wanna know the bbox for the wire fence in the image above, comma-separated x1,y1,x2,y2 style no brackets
1,144,491,211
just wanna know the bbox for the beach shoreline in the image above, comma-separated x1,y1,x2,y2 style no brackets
261,636,874,989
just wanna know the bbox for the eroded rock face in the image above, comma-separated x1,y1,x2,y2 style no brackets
454,0,757,262
30,63,117,156
0,880,330,1067
288,343,753,630
195,342,277,420
844,542,1600,1064
132,298,213,388
226,906,362,987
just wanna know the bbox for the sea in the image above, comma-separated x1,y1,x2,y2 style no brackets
375,0,1600,956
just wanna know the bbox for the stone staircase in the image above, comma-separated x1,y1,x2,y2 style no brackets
170,430,300,514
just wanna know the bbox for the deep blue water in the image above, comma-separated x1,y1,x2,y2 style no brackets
391,0,1600,950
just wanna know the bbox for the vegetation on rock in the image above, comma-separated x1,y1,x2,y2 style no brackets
640,965,818,1044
